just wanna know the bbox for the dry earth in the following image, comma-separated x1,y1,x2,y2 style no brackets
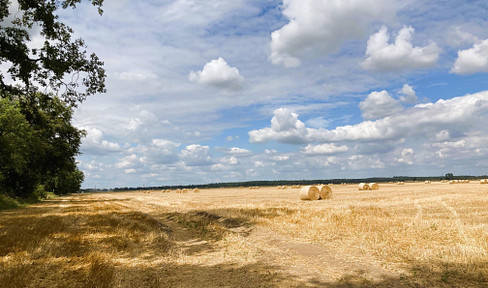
1,182,488,287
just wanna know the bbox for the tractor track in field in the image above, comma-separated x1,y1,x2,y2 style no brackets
85,193,400,284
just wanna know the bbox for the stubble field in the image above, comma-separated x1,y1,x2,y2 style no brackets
1,182,487,287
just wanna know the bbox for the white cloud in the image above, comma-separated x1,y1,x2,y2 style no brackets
399,84,418,103
189,57,244,91
179,144,213,166
451,39,488,75
302,143,349,155
269,0,396,67
447,27,479,47
359,90,403,120
116,154,142,169
226,147,251,155
362,26,440,72
397,148,414,165
252,108,308,144
81,127,122,155
249,91,488,144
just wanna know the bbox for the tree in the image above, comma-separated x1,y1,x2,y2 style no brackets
0,0,106,105
0,97,35,196
0,1,105,197
445,173,454,180
0,92,86,196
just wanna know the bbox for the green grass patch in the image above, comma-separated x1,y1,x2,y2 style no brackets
0,191,58,211
0,194,22,210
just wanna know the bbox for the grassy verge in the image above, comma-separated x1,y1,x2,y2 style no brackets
0,194,23,210
0,192,58,211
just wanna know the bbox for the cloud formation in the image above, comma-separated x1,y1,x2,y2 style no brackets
189,57,244,91
302,143,349,155
362,26,441,72
399,84,418,103
359,90,403,120
249,91,488,144
451,39,488,75
179,144,213,166
269,0,396,67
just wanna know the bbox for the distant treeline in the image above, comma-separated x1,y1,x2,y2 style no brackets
82,174,488,193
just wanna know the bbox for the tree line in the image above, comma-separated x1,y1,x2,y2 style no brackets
102,174,488,192
1,0,105,199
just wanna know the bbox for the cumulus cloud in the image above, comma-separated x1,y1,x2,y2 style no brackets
269,0,396,67
302,143,349,155
179,144,213,166
189,57,244,91
251,108,308,144
116,154,143,169
397,148,414,165
359,90,403,120
399,84,418,103
451,39,488,75
249,91,488,144
362,26,440,72
134,139,181,165
81,127,122,155
226,147,251,155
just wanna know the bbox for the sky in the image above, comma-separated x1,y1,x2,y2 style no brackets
51,0,488,188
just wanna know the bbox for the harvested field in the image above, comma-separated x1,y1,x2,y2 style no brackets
1,182,488,287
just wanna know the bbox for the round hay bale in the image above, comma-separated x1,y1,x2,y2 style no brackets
299,186,320,201
316,185,332,199
480,179,488,184
358,183,369,190
193,188,200,193
369,183,379,190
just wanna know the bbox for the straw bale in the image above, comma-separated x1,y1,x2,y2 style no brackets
316,185,332,199
368,183,379,190
299,186,320,201
358,183,369,190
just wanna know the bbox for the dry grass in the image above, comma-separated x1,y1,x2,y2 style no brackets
1,183,488,287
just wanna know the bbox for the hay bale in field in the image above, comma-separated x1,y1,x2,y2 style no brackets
369,183,379,190
358,183,369,190
480,179,488,184
193,188,200,193
316,185,332,199
425,181,431,184
397,182,404,185
181,189,189,193
299,186,320,201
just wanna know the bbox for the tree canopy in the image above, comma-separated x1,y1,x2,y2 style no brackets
1,1,105,198
0,0,105,105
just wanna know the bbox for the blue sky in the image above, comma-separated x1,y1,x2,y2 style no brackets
51,0,488,188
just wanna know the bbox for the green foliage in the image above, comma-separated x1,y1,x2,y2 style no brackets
445,173,454,180
0,193,21,210
0,93,85,197
1,1,105,200
0,0,105,105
